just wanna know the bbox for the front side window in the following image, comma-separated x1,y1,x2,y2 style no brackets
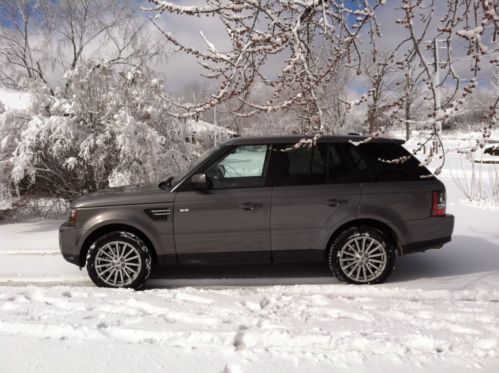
206,145,269,189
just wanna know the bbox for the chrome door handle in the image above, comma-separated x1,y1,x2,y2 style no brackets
179,208,190,213
238,203,261,211
326,199,347,207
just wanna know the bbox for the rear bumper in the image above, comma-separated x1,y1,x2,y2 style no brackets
59,224,83,266
400,214,454,255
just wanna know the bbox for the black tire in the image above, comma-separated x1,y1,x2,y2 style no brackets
86,231,152,289
328,226,396,285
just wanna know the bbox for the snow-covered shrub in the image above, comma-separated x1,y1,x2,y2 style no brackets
8,61,203,199
452,148,499,207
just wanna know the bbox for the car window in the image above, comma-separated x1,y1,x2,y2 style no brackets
344,142,432,182
272,144,327,186
327,143,358,183
206,145,269,189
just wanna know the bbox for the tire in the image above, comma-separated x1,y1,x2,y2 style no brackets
86,231,152,289
328,226,396,285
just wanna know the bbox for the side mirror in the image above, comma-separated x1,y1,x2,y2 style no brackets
191,173,209,190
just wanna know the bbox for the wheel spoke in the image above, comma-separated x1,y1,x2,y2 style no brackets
100,250,114,260
96,263,112,269
366,245,383,256
125,255,140,262
96,258,113,263
355,264,362,281
365,263,375,277
361,264,367,281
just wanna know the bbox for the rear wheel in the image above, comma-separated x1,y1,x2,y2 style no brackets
86,231,152,289
328,226,395,284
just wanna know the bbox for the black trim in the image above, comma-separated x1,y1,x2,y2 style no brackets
272,249,325,262
157,254,179,267
401,237,451,255
178,251,271,265
62,253,80,266
157,250,326,267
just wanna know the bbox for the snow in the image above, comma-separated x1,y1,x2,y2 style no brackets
0,133,499,372
187,119,237,136
0,87,31,111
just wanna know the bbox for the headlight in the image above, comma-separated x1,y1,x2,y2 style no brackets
66,207,78,226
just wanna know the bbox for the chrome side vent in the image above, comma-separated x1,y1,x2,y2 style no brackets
145,208,171,221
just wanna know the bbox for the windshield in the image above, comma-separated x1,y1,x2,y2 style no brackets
171,145,222,187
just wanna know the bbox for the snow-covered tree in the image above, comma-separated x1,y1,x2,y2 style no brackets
8,62,206,199
146,0,499,172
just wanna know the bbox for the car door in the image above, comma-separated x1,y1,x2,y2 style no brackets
173,144,272,264
270,142,362,261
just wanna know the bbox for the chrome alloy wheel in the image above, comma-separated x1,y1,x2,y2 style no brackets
94,241,143,287
338,235,387,283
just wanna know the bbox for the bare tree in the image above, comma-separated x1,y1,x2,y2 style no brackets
146,0,499,171
145,0,381,133
0,0,164,89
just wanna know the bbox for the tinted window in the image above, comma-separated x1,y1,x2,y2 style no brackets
344,142,431,182
271,144,327,186
327,143,359,183
206,145,269,189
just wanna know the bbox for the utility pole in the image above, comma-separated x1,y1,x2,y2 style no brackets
433,38,442,136
432,38,443,154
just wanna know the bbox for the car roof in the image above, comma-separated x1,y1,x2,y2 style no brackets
223,135,405,146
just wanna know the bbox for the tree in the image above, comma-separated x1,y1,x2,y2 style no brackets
146,0,499,172
146,0,378,132
0,0,164,90
8,62,204,199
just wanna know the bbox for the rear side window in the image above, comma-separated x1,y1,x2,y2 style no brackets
271,143,358,186
344,142,431,182
271,144,327,186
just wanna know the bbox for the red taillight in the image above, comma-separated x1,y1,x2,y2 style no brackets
432,191,446,217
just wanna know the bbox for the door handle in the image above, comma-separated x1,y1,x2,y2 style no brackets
238,203,262,211
326,199,347,207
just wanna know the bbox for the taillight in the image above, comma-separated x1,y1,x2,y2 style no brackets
431,191,446,216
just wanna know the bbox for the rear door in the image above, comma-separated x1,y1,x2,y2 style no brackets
269,143,361,261
174,144,272,264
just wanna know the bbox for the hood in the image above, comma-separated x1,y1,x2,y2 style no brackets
72,183,174,208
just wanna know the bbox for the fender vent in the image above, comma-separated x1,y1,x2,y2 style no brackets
145,208,171,221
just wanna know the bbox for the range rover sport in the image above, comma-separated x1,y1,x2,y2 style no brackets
59,135,454,288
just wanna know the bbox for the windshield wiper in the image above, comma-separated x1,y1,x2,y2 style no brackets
159,176,174,190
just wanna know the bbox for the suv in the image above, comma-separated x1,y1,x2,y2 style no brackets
59,135,454,288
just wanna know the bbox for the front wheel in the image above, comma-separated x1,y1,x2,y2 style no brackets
86,231,152,289
328,226,395,284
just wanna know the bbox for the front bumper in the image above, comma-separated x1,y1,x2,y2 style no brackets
400,214,455,255
59,223,82,266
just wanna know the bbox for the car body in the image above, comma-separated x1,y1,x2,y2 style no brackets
59,135,454,288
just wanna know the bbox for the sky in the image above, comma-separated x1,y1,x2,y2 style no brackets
0,0,497,97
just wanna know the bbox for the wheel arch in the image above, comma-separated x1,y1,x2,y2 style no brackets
79,223,158,267
325,218,401,258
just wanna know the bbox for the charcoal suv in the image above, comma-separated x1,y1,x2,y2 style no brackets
59,135,454,288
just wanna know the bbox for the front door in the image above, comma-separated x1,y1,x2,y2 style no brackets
174,144,272,264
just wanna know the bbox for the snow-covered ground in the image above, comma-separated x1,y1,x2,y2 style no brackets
0,133,498,372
